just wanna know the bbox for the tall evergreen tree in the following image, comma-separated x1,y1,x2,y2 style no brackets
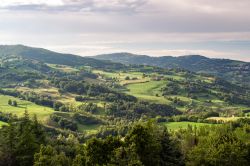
159,128,184,166
125,122,161,166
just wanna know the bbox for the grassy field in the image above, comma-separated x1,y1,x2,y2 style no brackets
47,64,79,73
125,80,171,104
124,77,249,112
0,121,8,128
93,70,147,84
0,95,54,122
77,124,101,134
162,122,217,131
92,70,118,78
207,116,249,122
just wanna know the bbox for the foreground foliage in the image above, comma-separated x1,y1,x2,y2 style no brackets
0,111,250,166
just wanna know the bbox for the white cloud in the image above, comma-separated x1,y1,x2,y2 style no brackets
0,0,147,13
0,0,64,7
0,0,250,61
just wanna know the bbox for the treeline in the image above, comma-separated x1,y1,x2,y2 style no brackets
0,112,184,166
176,121,250,165
105,101,181,119
0,112,46,166
156,111,221,124
0,88,180,123
0,58,52,88
1,112,250,166
0,111,18,123
49,112,103,131
162,77,250,106
0,89,69,112
51,77,137,102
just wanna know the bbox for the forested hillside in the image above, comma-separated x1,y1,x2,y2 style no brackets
0,45,123,68
93,53,250,87
0,46,249,165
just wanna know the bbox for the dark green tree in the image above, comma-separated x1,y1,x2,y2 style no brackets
72,154,86,166
159,128,184,166
8,99,12,105
16,111,39,166
187,126,249,166
85,136,122,166
12,100,17,107
125,122,161,166
34,145,70,166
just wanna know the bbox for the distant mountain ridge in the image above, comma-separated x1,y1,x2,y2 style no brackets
0,45,122,68
93,53,250,86
93,52,247,68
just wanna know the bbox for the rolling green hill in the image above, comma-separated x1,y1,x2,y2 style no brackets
0,45,123,68
0,45,249,134
97,68,250,115
93,53,250,87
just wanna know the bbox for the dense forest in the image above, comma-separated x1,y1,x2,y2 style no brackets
0,111,250,166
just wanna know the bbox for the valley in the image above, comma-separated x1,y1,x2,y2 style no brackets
0,45,249,165
1,46,249,132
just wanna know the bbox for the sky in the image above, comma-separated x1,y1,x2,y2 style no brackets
0,0,250,61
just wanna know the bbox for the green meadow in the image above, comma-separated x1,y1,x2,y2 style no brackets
125,80,170,104
77,124,101,134
0,95,54,122
162,121,218,131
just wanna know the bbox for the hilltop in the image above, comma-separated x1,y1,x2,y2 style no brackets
0,45,123,69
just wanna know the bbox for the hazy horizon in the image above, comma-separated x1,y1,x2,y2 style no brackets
2,44,249,63
0,0,250,61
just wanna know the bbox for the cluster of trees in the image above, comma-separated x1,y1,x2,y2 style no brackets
101,92,137,102
75,96,90,102
0,111,17,123
0,113,184,166
160,112,221,124
77,103,99,114
50,112,103,132
106,101,181,119
50,114,78,131
34,122,181,166
0,112,46,166
8,99,18,107
176,123,250,165
72,113,103,125
163,79,209,97
0,69,44,88
0,58,52,87
0,89,20,97
52,77,137,103
1,111,250,166
162,77,250,106
51,77,109,96
165,96,187,107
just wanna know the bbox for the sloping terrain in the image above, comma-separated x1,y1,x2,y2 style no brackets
0,45,123,68
93,53,250,86
0,46,249,134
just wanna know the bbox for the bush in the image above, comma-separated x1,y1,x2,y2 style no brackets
125,76,130,80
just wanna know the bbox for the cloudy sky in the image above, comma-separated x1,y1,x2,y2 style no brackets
0,0,250,61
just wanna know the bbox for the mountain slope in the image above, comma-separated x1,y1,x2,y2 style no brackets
93,53,250,86
0,45,123,68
